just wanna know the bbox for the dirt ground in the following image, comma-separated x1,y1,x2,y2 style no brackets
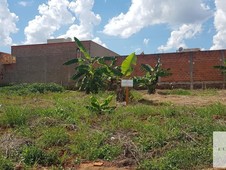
78,162,135,170
142,90,226,106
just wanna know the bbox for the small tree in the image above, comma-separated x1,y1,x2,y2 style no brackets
134,58,171,94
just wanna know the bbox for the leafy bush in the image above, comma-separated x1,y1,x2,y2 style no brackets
28,83,64,93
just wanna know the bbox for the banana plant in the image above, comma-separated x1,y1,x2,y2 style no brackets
64,37,137,98
121,52,137,77
64,37,112,94
134,58,171,94
105,53,137,102
214,60,226,73
86,95,115,114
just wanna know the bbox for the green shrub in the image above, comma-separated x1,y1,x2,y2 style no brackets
28,83,64,93
0,83,64,95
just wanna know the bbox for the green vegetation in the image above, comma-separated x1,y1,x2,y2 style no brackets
134,58,171,94
64,37,137,101
0,156,14,170
121,52,137,77
163,88,218,96
21,146,59,166
0,84,224,169
214,59,226,73
0,83,64,95
63,37,118,94
86,95,115,114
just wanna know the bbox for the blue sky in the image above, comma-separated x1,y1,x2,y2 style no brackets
0,0,226,55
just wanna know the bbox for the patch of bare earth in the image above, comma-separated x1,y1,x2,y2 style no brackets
142,90,226,106
77,162,135,170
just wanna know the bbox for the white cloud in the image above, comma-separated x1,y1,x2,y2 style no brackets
24,0,104,46
59,0,101,41
0,0,19,46
18,1,33,7
158,24,202,51
24,0,75,44
135,48,141,54
143,38,149,45
92,37,107,48
211,0,226,50
103,0,212,38
103,0,212,51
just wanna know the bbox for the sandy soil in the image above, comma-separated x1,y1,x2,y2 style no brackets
142,90,226,106
78,162,134,170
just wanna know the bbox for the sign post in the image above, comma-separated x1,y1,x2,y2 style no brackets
121,79,133,105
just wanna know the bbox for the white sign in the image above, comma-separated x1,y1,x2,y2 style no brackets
213,131,226,168
121,79,133,87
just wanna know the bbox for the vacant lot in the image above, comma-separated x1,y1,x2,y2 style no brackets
0,85,225,169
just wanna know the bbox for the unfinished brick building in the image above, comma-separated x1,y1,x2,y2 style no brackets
0,39,119,86
0,39,225,89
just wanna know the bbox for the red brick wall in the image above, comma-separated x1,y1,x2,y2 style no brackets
117,50,226,89
192,50,223,81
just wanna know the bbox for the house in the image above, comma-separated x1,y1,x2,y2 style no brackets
1,39,119,86
0,52,16,84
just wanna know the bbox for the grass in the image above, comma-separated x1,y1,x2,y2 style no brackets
0,84,225,169
0,155,14,170
162,88,218,96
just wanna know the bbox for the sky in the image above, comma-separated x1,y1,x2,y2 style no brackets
0,0,226,55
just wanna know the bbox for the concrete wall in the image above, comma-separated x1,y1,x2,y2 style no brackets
90,41,119,57
2,41,119,86
0,64,3,83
